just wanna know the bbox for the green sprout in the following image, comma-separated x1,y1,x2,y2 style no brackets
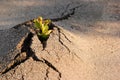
33,17,52,41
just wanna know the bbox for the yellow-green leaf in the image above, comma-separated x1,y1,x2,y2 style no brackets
34,21,40,29
45,30,52,35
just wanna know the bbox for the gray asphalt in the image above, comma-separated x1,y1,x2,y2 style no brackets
0,0,63,30
0,0,119,30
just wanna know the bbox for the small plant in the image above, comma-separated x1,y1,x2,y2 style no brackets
33,16,52,42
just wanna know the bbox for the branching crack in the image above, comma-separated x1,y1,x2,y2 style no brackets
1,27,62,80
56,27,71,53
1,32,41,74
44,49,51,55
1,32,62,79
42,58,61,80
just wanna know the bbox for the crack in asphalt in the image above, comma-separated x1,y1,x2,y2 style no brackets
1,31,62,80
9,3,82,31
44,67,49,80
1,32,36,74
11,3,81,29
42,58,62,80
60,31,71,43
61,2,74,16
0,4,79,76
56,27,71,53
51,4,82,22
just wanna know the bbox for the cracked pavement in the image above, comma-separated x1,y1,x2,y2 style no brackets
0,0,120,80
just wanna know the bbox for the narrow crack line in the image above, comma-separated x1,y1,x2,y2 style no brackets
44,49,51,55
50,12,71,21
44,67,49,80
51,4,82,22
42,58,62,79
60,31,71,43
72,52,83,62
12,4,81,30
57,27,70,53
61,2,73,16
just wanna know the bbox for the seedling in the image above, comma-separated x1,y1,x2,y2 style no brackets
33,17,52,49
33,17,52,42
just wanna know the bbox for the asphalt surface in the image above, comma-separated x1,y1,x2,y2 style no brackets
0,0,61,29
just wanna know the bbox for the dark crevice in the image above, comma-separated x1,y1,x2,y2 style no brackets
32,53,44,62
20,32,42,62
1,23,62,75
1,32,41,74
21,33,33,53
42,58,61,79
57,27,71,53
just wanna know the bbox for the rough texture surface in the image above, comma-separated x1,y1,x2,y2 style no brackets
0,0,120,80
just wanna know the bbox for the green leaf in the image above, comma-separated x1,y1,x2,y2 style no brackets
45,30,52,35
44,19,51,25
33,16,52,41
44,25,49,32
34,21,40,29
